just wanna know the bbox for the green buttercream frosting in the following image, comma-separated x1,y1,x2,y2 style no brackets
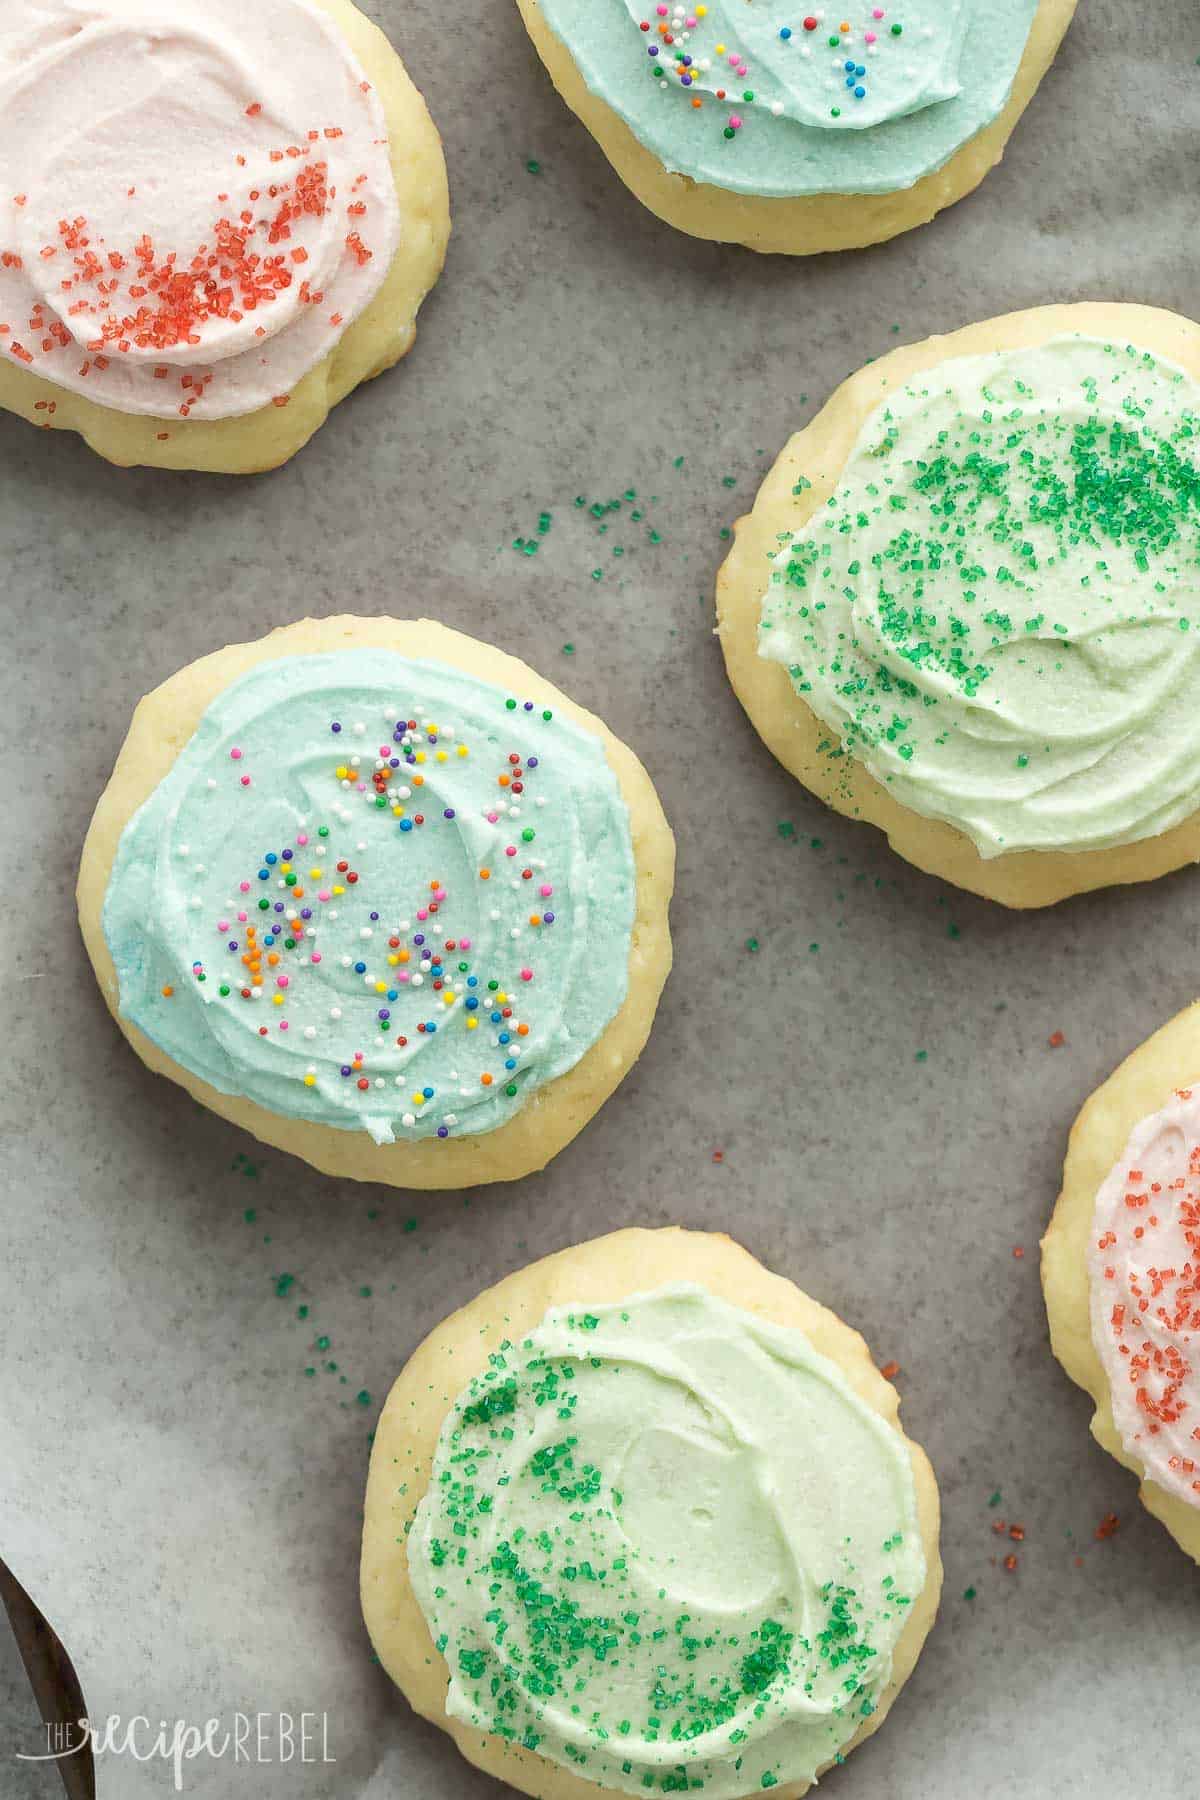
536,0,1036,197
759,336,1200,857
102,650,635,1143
410,1285,923,1796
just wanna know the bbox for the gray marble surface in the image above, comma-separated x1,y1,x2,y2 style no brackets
2,0,1199,1794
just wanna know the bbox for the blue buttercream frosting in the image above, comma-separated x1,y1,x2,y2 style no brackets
102,650,636,1145
536,0,1038,197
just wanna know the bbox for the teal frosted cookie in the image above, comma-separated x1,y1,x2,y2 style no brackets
78,618,674,1186
516,0,1076,251
363,1228,941,1800
718,303,1200,905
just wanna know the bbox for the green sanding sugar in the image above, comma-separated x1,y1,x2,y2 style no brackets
509,478,671,584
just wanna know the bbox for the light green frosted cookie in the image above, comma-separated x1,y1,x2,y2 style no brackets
719,302,1200,905
363,1228,941,1800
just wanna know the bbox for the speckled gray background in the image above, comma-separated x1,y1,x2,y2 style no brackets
3,1,1199,1795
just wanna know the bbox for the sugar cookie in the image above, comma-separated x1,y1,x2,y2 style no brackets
1043,1002,1200,1563
77,618,674,1188
0,0,449,471
718,302,1200,905
363,1227,941,1798
515,0,1075,253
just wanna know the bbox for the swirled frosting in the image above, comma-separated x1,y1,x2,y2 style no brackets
536,0,1036,197
759,336,1200,857
101,650,635,1146
409,1285,924,1796
0,0,399,420
1089,1086,1200,1509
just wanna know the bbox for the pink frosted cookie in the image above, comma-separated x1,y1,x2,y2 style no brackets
1044,1001,1200,1560
0,0,448,470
